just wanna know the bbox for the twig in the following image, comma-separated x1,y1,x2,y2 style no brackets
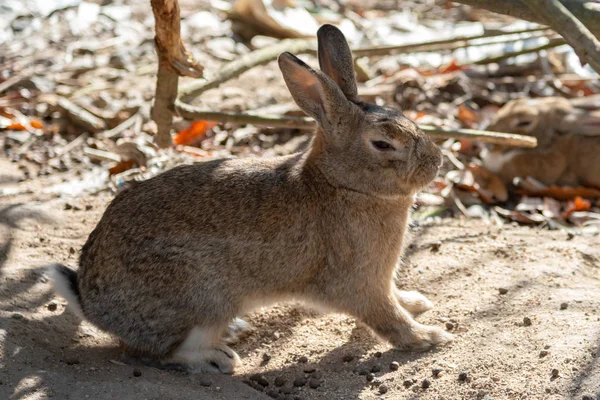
451,0,600,41
100,113,139,139
83,147,121,163
525,0,600,73
473,38,567,65
352,26,549,57
39,94,106,132
178,38,315,102
50,133,89,160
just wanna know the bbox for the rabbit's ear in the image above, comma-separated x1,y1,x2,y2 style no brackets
317,24,358,102
563,110,600,136
278,52,353,131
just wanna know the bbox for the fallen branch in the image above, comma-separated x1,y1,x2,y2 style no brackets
178,38,314,102
524,0,600,73
352,26,549,57
473,38,567,65
174,106,537,147
451,0,600,41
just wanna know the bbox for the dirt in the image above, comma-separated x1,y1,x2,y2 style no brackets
1,157,599,400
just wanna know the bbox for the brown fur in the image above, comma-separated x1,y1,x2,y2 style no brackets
483,97,600,187
50,24,450,373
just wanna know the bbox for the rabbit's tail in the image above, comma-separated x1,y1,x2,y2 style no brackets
47,263,85,319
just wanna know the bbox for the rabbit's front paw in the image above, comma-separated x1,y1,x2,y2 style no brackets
171,344,241,374
395,290,433,316
392,324,454,351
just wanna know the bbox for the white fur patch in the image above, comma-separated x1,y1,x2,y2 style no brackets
481,149,516,174
47,265,85,319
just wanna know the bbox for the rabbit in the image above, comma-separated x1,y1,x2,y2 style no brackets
481,97,600,188
48,24,451,374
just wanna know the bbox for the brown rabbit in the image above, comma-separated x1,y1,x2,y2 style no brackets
482,97,600,187
48,24,451,374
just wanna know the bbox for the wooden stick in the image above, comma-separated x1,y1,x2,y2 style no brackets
150,0,204,148
525,0,600,73
473,38,567,65
174,105,538,148
352,26,550,57
451,0,600,41
39,94,106,132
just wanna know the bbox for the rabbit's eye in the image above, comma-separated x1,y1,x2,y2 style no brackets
515,120,533,128
371,140,395,151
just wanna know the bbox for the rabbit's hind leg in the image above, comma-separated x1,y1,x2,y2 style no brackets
394,289,434,317
167,325,241,374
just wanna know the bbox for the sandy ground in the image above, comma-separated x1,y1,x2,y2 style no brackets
1,157,599,400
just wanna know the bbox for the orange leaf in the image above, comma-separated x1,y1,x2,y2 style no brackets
108,159,136,176
561,196,591,219
30,119,44,129
173,120,217,146
7,122,27,130
439,60,464,74
457,104,479,127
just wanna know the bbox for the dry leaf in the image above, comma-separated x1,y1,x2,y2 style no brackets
173,120,218,146
457,104,478,128
108,160,136,176
562,196,591,219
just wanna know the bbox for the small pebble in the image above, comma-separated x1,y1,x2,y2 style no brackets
523,317,532,326
274,376,286,387
371,364,381,373
298,356,308,363
249,373,262,382
293,377,307,387
389,361,400,371
358,369,369,376
560,302,568,310
69,247,76,254
458,372,468,382
133,368,142,377
374,351,382,358
266,389,279,399
308,378,321,389
432,368,444,377
262,352,272,362
379,385,388,394
64,203,73,210
445,322,455,330
403,379,413,388
366,373,375,382
498,287,509,295
85,203,93,211
257,377,270,387
342,354,354,362
12,313,24,320
430,241,442,252
551,369,559,378
582,396,595,400
65,357,80,365
47,302,58,312
422,379,431,389
540,350,549,358
199,377,212,387
544,345,551,349
311,371,322,380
